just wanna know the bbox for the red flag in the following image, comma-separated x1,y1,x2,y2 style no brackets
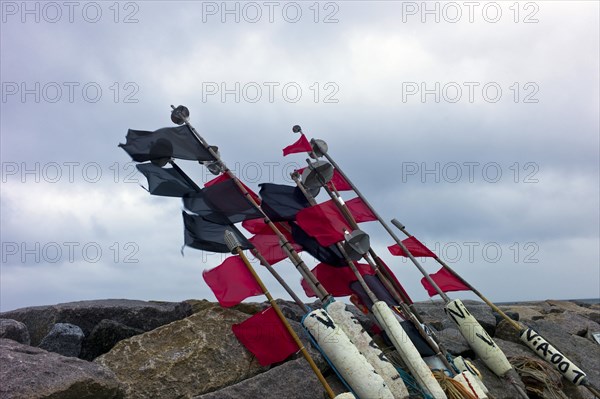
282,134,312,156
296,202,350,247
388,236,437,258
296,167,352,192
421,267,470,297
232,306,298,366
345,197,377,223
301,262,375,297
249,234,302,265
328,169,352,191
203,257,262,307
295,197,375,247
204,173,260,204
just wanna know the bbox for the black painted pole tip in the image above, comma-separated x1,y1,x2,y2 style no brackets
292,125,302,133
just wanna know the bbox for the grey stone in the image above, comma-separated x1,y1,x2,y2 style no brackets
434,327,472,356
494,319,523,344
194,358,345,399
0,338,123,399
0,318,30,345
95,306,269,399
39,323,84,357
0,299,192,347
259,299,313,323
412,300,497,334
80,319,144,360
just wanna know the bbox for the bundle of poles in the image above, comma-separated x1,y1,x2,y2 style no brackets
118,105,600,399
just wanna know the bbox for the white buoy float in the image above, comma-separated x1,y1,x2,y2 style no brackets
303,308,395,399
445,299,512,377
326,301,410,399
371,301,448,399
519,327,587,385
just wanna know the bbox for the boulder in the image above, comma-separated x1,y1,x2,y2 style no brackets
498,305,545,322
38,323,84,357
412,300,497,334
259,299,314,323
0,338,123,399
95,306,269,399
0,318,30,345
434,327,472,356
194,357,343,399
0,299,192,347
80,319,144,360
494,319,523,344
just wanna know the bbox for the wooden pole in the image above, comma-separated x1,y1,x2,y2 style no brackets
225,231,336,399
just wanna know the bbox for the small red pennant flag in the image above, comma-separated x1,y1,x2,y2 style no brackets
203,257,262,307
421,267,470,297
282,134,313,156
232,306,298,366
387,236,437,258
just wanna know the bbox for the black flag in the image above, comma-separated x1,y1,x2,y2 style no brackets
136,163,197,197
183,179,263,224
290,222,346,266
182,212,253,253
259,183,310,221
120,126,216,163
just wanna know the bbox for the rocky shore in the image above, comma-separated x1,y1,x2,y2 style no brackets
1,298,598,399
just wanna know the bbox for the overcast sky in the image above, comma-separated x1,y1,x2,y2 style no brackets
1,1,598,312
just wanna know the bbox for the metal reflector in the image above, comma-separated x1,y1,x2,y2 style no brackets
343,230,370,260
311,139,329,157
301,160,334,189
171,105,190,125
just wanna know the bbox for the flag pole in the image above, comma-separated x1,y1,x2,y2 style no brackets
164,157,311,314
170,107,406,399
291,172,448,399
294,165,456,373
391,219,600,396
170,106,329,302
301,130,529,399
224,231,337,399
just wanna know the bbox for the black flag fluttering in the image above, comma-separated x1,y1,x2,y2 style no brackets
258,183,311,222
136,163,197,197
290,222,346,266
182,212,253,253
120,126,216,163
183,178,263,224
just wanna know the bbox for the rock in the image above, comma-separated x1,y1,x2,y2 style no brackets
470,358,527,399
0,338,123,399
0,318,30,345
494,319,523,344
527,318,600,387
543,311,600,337
435,327,472,356
259,299,312,323
95,306,269,399
412,300,497,334
39,323,84,357
80,319,144,360
0,299,192,347
499,305,546,322
194,357,344,399
493,310,519,326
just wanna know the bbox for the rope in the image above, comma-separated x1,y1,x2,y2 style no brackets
383,349,434,399
510,356,569,399
432,370,478,399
